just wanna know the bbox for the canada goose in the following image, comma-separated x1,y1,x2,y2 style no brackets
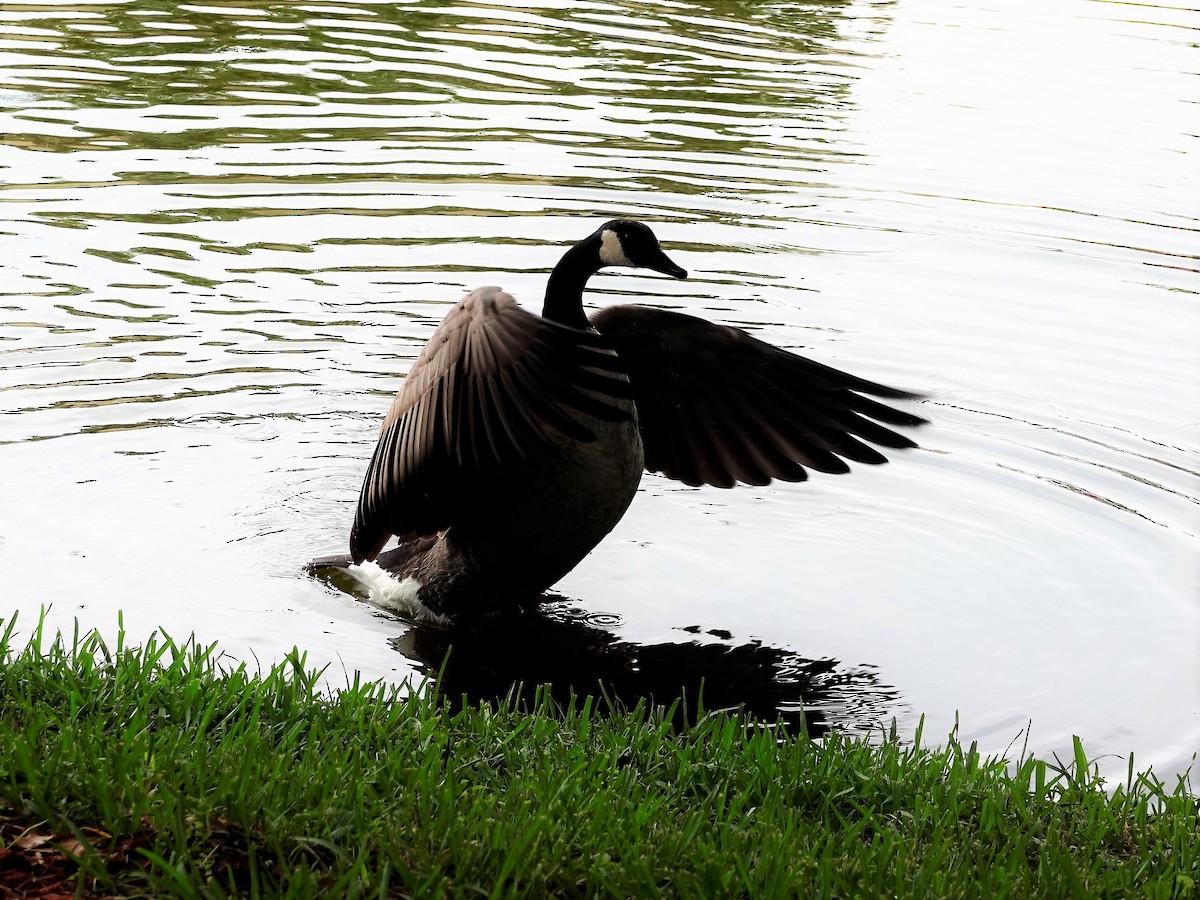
317,220,926,623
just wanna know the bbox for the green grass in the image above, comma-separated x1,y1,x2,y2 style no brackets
0,613,1196,898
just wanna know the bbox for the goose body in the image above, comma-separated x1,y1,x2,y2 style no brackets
319,220,926,623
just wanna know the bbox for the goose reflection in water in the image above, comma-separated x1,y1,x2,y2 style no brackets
314,567,899,736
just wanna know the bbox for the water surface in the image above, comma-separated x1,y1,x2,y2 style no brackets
1,0,1197,781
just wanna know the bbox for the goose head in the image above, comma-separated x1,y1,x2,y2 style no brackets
594,219,688,279
543,219,687,327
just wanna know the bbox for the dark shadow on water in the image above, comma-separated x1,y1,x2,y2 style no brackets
311,556,900,735
388,599,899,737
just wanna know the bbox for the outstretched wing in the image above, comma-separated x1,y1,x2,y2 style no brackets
590,305,926,489
351,286,632,563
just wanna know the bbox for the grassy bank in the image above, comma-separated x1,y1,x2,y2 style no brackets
0,616,1196,898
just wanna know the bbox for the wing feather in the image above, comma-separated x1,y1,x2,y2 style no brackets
350,286,632,563
590,305,926,490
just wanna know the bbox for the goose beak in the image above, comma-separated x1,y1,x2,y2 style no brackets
645,248,688,279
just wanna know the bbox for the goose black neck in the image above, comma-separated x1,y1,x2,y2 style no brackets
542,240,601,330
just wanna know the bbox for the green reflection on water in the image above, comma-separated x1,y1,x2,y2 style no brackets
0,0,883,443
1,0,865,160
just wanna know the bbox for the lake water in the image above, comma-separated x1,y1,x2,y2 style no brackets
2,0,1197,782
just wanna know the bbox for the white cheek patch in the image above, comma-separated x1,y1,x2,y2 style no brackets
599,229,634,267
